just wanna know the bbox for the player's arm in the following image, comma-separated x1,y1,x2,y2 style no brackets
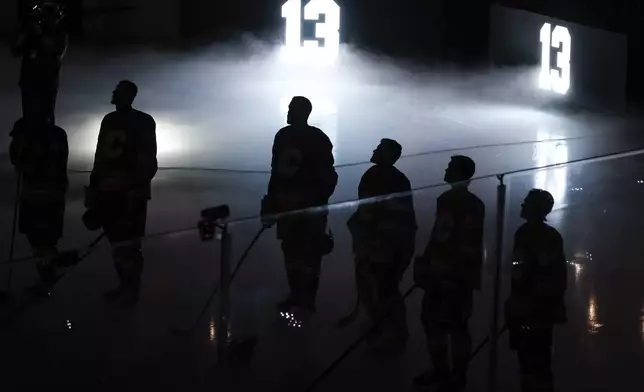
420,197,442,261
136,117,158,184
58,130,70,192
11,31,28,57
89,117,108,189
414,199,440,288
9,121,23,168
52,32,68,59
550,233,568,297
379,175,416,232
468,202,486,289
535,232,568,298
314,136,337,201
266,130,283,197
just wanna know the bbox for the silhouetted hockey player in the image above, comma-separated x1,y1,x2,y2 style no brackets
12,2,68,123
346,139,417,353
84,80,157,308
505,189,567,392
9,116,68,290
261,96,338,315
413,155,485,392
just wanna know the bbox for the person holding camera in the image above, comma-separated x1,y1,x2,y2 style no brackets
261,96,338,316
12,2,68,124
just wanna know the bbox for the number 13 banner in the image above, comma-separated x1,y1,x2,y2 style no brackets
282,0,341,56
489,4,628,111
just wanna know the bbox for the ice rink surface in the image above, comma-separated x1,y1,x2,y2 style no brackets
1,42,644,391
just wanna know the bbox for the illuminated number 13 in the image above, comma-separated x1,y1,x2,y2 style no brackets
540,23,571,95
282,0,340,54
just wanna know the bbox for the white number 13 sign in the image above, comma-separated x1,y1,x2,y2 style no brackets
539,23,571,95
282,0,341,55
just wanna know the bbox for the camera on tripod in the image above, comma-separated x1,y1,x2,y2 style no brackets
198,205,230,241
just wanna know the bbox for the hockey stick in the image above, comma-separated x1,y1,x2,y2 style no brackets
1,173,23,302
306,286,507,392
0,233,106,327
305,285,419,392
170,226,266,335
336,294,361,329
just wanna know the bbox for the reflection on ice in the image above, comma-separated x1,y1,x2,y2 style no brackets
534,130,569,209
208,316,232,343
588,294,604,334
568,260,584,283
280,311,303,328
640,304,644,345
209,316,216,342
569,251,591,284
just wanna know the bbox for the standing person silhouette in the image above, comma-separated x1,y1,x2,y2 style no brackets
12,2,68,124
505,189,567,392
261,96,338,315
347,138,417,353
413,155,485,392
83,80,157,308
9,116,68,292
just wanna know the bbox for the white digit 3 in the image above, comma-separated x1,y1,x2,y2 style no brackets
282,0,340,54
304,0,340,54
551,26,571,94
539,23,571,95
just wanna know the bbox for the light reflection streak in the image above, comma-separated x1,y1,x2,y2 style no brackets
209,316,216,342
73,114,189,158
640,304,644,345
208,316,232,343
534,130,569,209
587,293,604,334
280,311,304,328
568,251,591,284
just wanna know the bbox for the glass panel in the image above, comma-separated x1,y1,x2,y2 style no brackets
221,174,500,390
503,151,644,391
4,149,644,390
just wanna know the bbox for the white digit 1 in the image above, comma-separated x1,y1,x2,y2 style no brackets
282,0,301,50
539,23,552,91
551,26,571,94
539,23,571,95
304,0,341,55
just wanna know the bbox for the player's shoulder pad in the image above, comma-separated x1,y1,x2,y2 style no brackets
274,126,291,140
473,193,485,211
313,126,331,141
52,124,67,135
133,108,154,119
545,223,564,240
103,111,118,121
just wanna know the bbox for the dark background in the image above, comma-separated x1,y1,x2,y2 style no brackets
177,0,493,61
7,0,644,100
490,4,629,111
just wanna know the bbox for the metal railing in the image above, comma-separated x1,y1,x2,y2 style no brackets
2,145,644,390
